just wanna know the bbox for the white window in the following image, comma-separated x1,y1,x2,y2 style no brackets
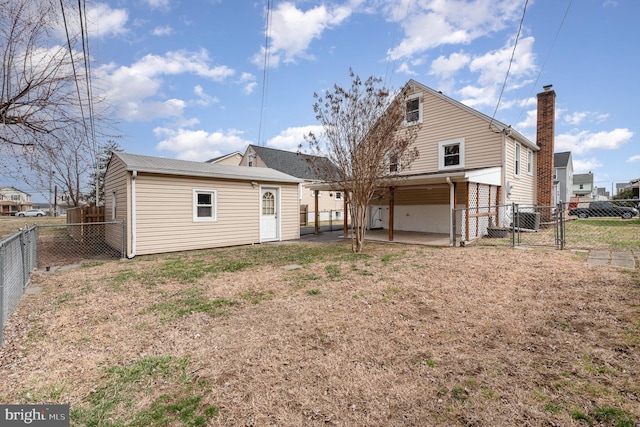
405,94,422,125
438,138,464,170
553,168,558,180
248,154,254,167
311,190,321,197
335,192,342,200
514,142,521,176
193,189,217,221
527,149,533,175
386,152,400,174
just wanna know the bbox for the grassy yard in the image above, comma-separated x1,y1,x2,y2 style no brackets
0,215,66,240
0,240,638,426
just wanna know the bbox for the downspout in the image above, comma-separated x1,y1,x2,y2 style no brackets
446,177,454,247
128,170,137,259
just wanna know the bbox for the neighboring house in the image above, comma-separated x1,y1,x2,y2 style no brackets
239,145,346,222
553,151,573,204
572,173,594,198
0,186,33,216
205,151,243,166
311,80,557,245
55,192,88,216
615,182,628,196
104,152,302,257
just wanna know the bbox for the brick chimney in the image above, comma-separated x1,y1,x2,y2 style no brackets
536,84,555,208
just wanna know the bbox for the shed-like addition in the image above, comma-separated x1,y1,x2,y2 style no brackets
104,152,302,257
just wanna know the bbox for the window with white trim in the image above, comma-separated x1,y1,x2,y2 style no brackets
438,138,464,170
527,148,533,175
553,168,558,180
386,152,400,174
193,189,217,221
335,192,342,200
247,154,254,167
405,94,422,125
514,142,521,176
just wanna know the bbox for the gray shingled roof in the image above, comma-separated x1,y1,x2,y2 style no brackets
573,173,593,184
249,145,335,180
554,151,571,168
113,152,302,183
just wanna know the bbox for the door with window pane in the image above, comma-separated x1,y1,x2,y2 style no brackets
260,188,278,241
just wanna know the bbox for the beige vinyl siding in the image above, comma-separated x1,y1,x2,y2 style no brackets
133,174,299,255
104,156,129,253
505,138,536,204
402,90,503,175
278,184,300,241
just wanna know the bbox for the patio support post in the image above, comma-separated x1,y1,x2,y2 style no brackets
314,190,319,235
389,187,395,241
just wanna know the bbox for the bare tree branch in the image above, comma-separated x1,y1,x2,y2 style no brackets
304,70,420,253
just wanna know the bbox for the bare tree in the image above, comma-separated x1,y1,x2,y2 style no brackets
0,0,85,148
0,0,112,204
86,140,123,206
305,70,419,253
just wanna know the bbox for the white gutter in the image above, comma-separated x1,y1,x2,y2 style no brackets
128,170,137,259
446,177,454,247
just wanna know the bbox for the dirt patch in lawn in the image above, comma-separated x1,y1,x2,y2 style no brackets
1,242,639,426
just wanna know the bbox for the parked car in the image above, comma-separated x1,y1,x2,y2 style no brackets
15,209,46,217
568,201,639,219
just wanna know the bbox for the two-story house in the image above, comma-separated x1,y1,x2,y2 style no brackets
311,80,557,245
553,151,573,204
572,173,594,198
238,145,346,224
0,186,33,216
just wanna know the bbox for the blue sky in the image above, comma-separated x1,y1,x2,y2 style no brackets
58,0,640,196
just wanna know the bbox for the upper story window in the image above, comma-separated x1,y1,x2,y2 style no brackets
514,142,521,176
527,149,533,175
438,138,464,170
335,192,342,200
193,189,217,222
553,168,558,180
386,152,400,174
405,94,422,125
247,154,254,167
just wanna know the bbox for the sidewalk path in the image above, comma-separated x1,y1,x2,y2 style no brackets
586,251,636,268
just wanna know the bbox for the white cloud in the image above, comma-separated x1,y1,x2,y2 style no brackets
193,85,218,106
54,2,128,40
429,51,471,79
154,128,252,160
252,2,353,67
469,37,536,86
267,126,325,151
96,50,234,121
573,158,603,174
564,112,588,125
627,155,640,163
515,109,537,130
144,0,171,10
386,0,522,60
555,128,634,155
238,73,257,95
152,26,174,36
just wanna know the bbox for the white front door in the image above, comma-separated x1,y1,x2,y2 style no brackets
260,188,279,241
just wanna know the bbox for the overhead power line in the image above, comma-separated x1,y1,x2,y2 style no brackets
488,0,529,131
258,0,272,147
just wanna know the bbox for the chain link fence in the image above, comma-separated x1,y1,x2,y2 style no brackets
1,225,37,346
457,199,640,251
300,210,350,235
37,221,126,270
562,199,640,251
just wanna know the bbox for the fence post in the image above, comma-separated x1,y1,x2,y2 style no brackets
452,207,457,247
511,203,516,247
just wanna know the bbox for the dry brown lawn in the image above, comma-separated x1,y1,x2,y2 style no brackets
0,240,639,426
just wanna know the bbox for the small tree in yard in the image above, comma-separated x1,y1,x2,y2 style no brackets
305,70,420,253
